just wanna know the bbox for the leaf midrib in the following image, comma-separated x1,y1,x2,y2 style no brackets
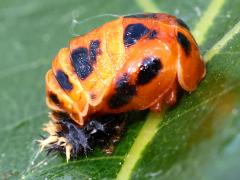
18,0,240,178
117,0,240,179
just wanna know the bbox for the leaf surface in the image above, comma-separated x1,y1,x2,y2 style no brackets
0,0,239,179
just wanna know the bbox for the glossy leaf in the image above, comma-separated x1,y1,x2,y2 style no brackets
0,0,239,179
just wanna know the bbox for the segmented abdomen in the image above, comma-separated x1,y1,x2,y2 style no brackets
46,18,126,125
46,13,205,126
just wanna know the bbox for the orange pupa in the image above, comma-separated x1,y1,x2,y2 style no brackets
39,13,205,161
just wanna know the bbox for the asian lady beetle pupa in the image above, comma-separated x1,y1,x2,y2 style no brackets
39,13,206,161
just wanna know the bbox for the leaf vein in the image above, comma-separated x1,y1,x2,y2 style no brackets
193,0,226,44
204,20,240,61
163,82,240,126
25,156,124,178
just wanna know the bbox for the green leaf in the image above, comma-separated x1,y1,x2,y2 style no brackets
0,0,240,179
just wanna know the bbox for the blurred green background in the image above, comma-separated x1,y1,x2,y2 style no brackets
0,0,240,179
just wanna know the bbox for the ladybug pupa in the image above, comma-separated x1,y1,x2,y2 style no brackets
39,13,206,161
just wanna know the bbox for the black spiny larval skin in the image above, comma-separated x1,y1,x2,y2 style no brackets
45,112,127,159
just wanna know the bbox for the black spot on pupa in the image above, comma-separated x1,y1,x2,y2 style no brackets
89,40,101,64
177,32,191,55
71,48,93,80
56,70,73,90
176,18,190,30
109,74,136,109
124,13,157,19
124,23,150,47
137,57,162,85
49,93,60,105
148,30,158,39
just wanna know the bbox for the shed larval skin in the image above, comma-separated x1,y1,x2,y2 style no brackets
39,13,205,161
